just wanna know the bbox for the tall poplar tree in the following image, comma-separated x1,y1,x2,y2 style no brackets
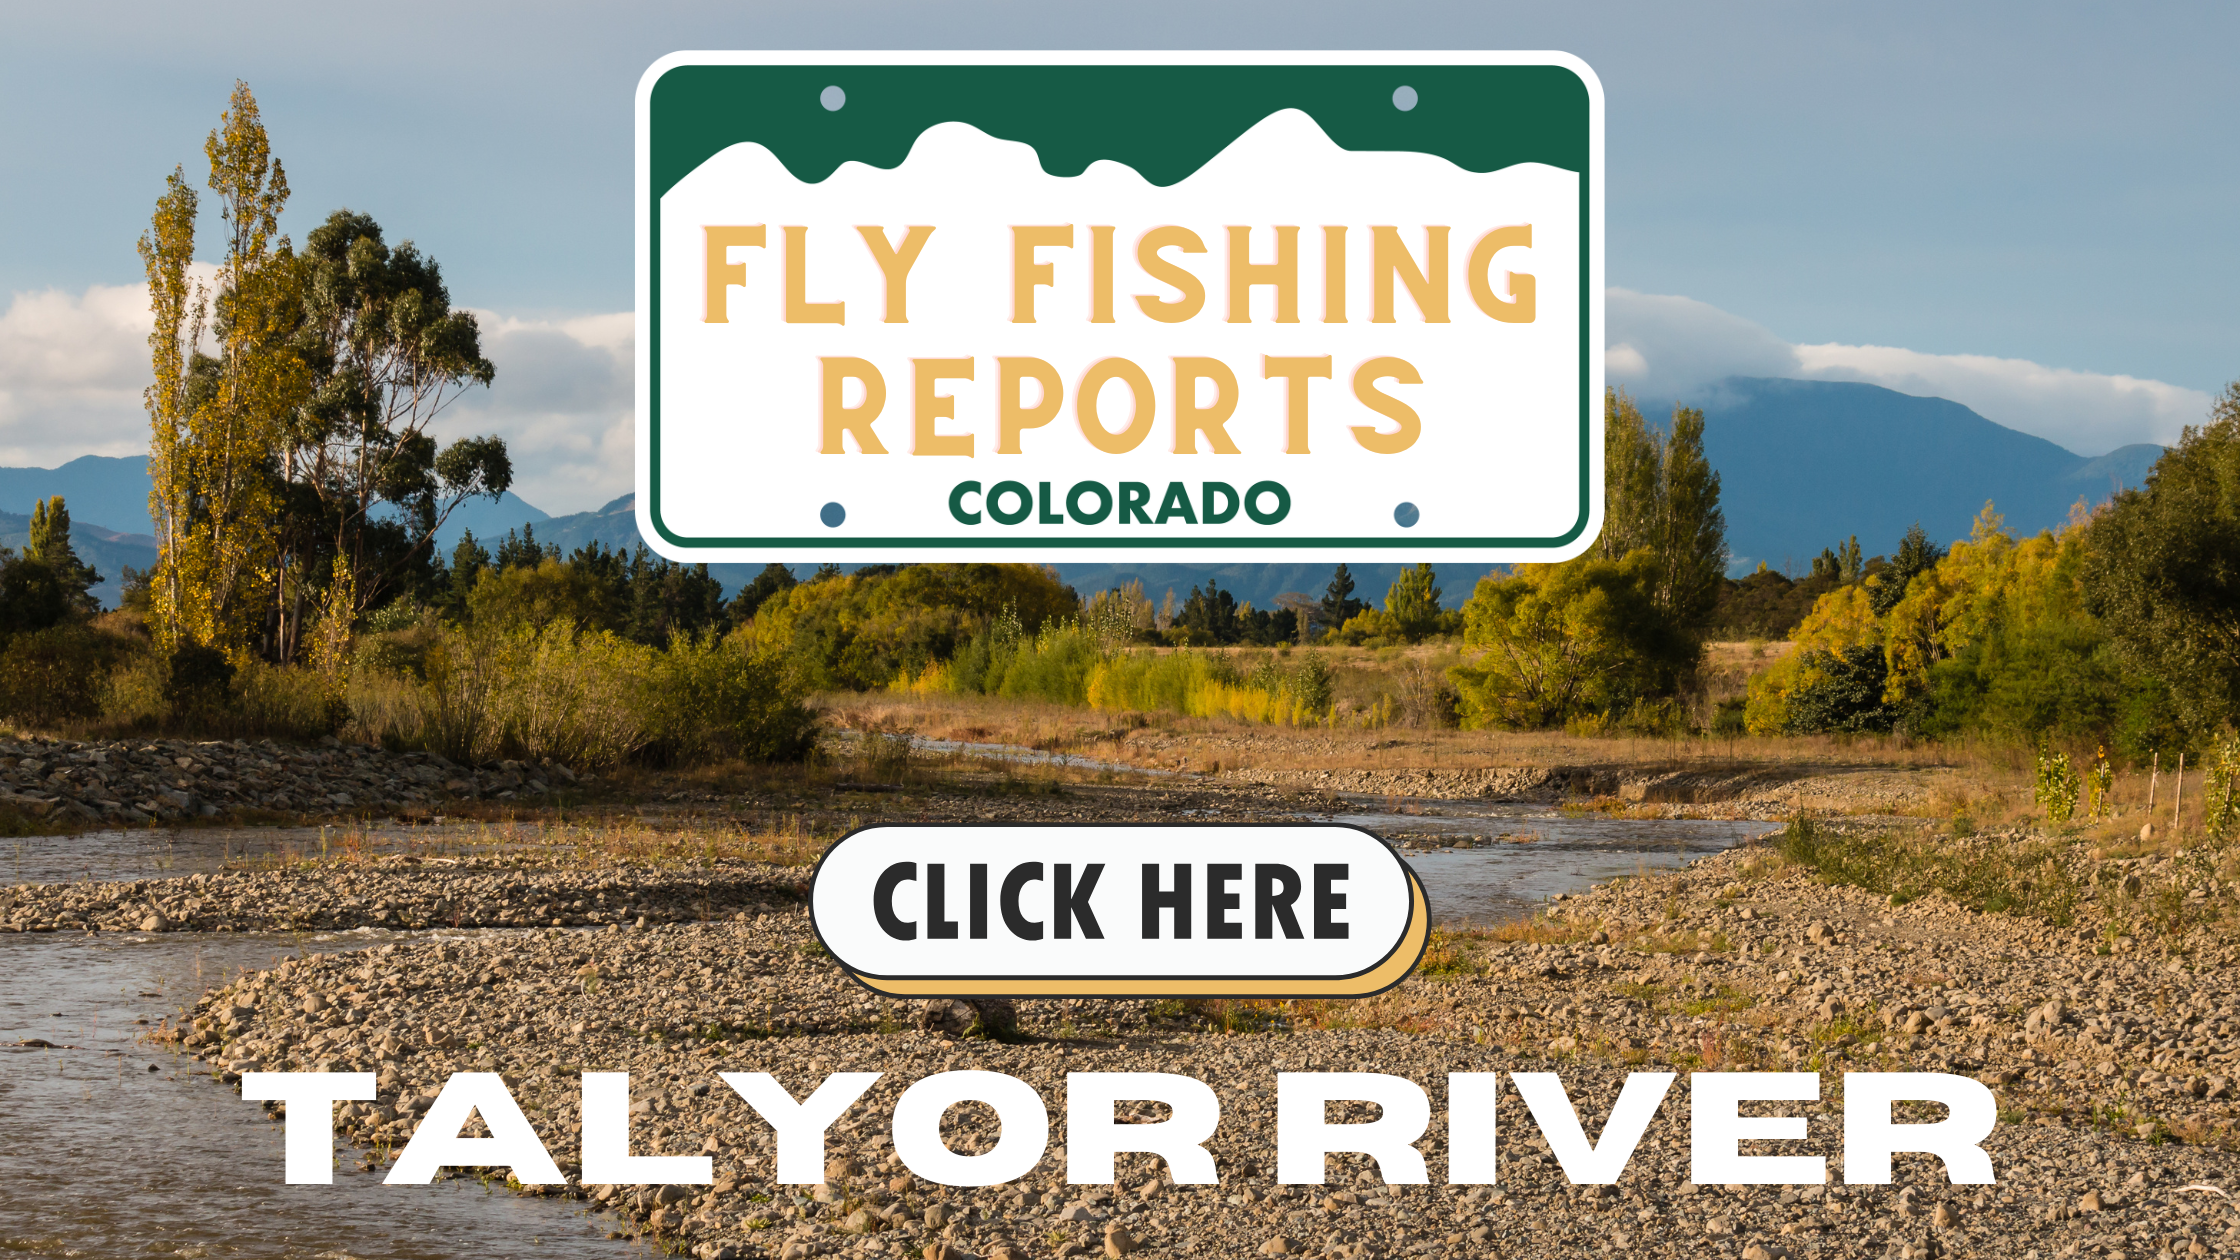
139,81,302,658
1595,390,1726,638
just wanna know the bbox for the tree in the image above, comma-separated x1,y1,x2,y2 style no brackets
1650,406,1726,634
493,524,556,573
26,497,102,611
1446,553,1688,728
1598,390,1661,562
627,549,729,646
1319,564,1367,631
2084,385,2240,735
140,81,300,658
442,529,491,617
1869,521,1946,616
277,208,506,659
729,563,799,625
1383,563,1445,643
1177,580,1242,645
1597,392,1727,639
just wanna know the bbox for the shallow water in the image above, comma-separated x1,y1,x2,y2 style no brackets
1326,804,1775,924
0,821,582,888
0,928,637,1259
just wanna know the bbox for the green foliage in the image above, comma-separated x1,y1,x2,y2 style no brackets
1598,391,1727,640
0,556,70,640
1382,563,1445,643
26,498,102,612
1868,522,1944,616
453,537,730,649
1292,652,1334,715
2204,733,2240,841
728,563,800,626
1318,564,1367,635
165,643,238,725
1784,643,1899,734
1446,551,1691,729
2086,746,2116,820
748,563,1079,692
1707,564,1843,641
365,621,813,768
2083,386,2240,737
2034,741,2081,824
284,207,507,623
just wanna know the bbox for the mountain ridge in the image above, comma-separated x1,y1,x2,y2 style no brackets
0,378,2172,611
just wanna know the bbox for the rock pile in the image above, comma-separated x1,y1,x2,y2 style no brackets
0,734,580,826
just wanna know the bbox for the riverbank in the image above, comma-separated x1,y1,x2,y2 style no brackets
157,819,2240,1260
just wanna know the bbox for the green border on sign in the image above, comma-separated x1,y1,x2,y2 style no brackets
646,62,1593,550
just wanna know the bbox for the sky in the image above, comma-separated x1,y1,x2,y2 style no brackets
2,1,2235,516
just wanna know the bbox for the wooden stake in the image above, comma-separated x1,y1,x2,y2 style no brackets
2149,752,2160,813
2175,753,2186,836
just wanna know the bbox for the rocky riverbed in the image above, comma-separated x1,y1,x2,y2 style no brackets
0,733,581,825
1,856,804,934
159,826,2240,1260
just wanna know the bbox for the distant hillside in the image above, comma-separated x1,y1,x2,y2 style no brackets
0,455,551,555
1658,377,2164,571
0,376,2173,609
0,456,160,537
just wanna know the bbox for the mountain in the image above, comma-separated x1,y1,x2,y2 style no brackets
0,456,161,537
0,376,2173,610
1656,377,2164,573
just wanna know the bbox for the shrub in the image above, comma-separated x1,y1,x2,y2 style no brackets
165,644,235,723
2033,741,2081,824
1783,644,1899,734
0,625,107,724
357,621,816,769
638,633,817,765
1446,551,1689,729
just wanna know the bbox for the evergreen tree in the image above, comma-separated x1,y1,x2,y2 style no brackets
1383,563,1444,642
1178,580,1242,644
1869,521,1944,616
493,524,554,572
25,496,102,611
729,563,798,625
443,530,490,616
1319,564,1366,629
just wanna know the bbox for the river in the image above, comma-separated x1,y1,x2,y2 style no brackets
1,805,1769,1255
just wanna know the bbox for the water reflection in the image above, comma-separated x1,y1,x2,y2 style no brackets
1326,803,1775,924
0,929,637,1258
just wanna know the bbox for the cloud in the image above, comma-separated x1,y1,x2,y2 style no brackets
439,310,633,514
0,281,163,466
0,280,634,514
1607,286,2210,456
1787,342,2208,456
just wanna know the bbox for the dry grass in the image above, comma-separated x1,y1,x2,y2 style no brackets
834,687,1999,778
